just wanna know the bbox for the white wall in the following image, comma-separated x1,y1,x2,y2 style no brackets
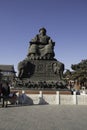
17,91,87,105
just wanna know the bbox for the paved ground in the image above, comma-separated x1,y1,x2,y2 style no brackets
0,104,87,130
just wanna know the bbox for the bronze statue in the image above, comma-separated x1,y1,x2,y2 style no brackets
27,27,55,60
17,27,67,89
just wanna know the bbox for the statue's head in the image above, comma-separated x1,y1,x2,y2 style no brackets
39,27,47,35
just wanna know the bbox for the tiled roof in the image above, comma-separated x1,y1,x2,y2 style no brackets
0,65,15,72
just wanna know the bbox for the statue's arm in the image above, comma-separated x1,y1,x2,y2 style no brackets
30,35,39,45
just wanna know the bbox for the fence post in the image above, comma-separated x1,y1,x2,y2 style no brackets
56,91,60,105
39,91,43,104
73,91,77,105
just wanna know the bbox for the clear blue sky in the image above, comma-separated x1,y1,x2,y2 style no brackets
0,0,87,73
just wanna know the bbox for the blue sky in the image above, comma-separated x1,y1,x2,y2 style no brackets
0,0,87,73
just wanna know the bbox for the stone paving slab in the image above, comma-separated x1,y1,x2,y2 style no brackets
0,105,87,130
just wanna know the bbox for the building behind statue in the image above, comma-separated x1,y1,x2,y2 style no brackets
0,65,16,82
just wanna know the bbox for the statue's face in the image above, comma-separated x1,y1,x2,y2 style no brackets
39,29,46,35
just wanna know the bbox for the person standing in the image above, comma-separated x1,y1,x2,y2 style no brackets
1,82,10,107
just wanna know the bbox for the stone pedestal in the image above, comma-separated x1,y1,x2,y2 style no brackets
25,59,63,81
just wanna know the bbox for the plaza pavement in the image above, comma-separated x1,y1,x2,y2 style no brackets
0,104,87,130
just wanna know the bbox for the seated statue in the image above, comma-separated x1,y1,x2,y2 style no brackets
27,27,55,60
